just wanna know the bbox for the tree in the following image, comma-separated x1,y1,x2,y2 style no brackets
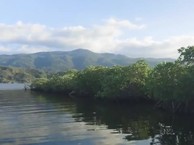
122,60,151,99
178,46,194,65
75,66,108,97
97,60,151,100
30,78,48,91
96,65,126,98
147,62,186,112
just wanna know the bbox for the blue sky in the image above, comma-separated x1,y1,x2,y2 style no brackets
0,0,194,58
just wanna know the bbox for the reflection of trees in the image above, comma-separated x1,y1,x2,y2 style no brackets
150,123,177,145
73,100,160,140
150,121,194,145
38,94,194,145
70,99,194,145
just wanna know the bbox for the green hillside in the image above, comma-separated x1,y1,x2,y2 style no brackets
0,66,46,83
0,49,174,72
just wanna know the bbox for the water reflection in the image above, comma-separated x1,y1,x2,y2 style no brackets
0,90,194,145
71,99,194,145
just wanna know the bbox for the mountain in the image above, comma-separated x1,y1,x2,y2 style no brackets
0,49,175,72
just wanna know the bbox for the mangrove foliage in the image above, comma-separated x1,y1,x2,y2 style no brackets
31,46,194,113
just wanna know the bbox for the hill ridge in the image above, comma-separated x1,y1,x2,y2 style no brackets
0,49,175,72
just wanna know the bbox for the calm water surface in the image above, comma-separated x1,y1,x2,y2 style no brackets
0,83,25,90
1,85,194,145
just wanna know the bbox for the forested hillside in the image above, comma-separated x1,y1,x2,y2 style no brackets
0,66,46,83
0,49,174,72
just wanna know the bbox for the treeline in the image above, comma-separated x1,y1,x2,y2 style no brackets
31,60,149,99
31,46,194,113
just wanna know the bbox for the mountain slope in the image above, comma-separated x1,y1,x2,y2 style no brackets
0,49,175,72
0,66,46,83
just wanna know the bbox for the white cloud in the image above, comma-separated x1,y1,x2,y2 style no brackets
0,46,11,53
0,18,194,58
115,35,194,58
105,18,145,30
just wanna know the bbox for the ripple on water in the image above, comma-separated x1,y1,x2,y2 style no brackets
1,89,194,145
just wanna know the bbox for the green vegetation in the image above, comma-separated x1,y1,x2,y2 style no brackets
0,49,174,72
0,66,46,83
147,46,194,113
31,46,194,113
31,60,150,100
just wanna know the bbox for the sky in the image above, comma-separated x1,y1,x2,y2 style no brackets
0,0,194,58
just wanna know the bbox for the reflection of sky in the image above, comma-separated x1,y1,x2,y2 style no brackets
0,90,149,145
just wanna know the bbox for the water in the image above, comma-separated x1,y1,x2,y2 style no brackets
1,85,194,145
0,83,25,90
